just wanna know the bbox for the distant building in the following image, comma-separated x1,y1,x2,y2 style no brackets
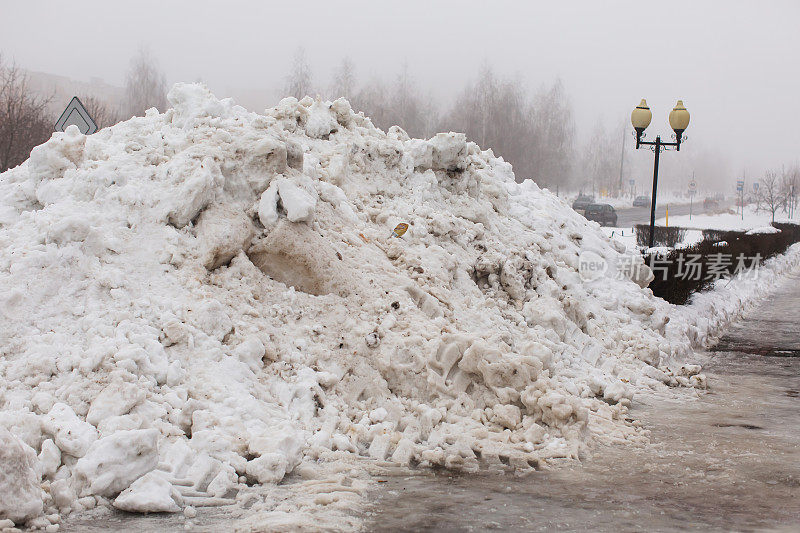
23,70,126,119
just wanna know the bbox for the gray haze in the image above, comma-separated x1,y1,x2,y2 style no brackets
2,0,798,190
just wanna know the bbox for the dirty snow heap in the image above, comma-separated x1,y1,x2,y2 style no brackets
0,84,700,525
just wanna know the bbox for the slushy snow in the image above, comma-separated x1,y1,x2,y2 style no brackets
0,82,778,527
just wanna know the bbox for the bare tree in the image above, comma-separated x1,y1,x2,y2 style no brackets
443,66,533,182
284,47,313,99
329,57,356,100
351,77,390,128
529,79,575,189
0,56,52,172
580,119,618,196
780,165,799,218
759,170,783,222
79,95,122,129
124,47,167,117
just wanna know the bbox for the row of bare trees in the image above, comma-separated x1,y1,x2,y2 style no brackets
0,56,52,172
756,166,799,222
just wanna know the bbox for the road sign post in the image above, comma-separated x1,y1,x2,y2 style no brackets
688,178,697,220
55,97,97,135
736,179,745,221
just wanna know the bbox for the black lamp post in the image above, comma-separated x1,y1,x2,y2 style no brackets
631,99,691,248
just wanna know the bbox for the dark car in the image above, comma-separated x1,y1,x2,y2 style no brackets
632,195,651,207
572,194,595,212
584,203,618,226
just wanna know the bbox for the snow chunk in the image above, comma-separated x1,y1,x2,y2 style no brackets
276,177,317,223
38,439,61,478
195,203,255,270
28,125,85,181
430,132,469,171
43,403,98,458
74,429,159,497
233,336,266,373
165,157,224,228
113,472,181,513
168,82,233,128
191,299,233,341
304,101,339,139
0,427,43,524
86,381,145,426
245,452,288,484
258,180,281,227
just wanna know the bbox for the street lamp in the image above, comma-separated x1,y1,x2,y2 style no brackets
631,99,690,248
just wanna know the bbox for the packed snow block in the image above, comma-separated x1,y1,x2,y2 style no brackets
114,471,181,513
241,136,289,193
427,334,475,397
286,139,304,170
245,452,288,484
50,478,76,510
257,175,318,225
0,427,43,524
232,336,267,373
206,463,238,498
429,132,469,172
270,97,310,133
38,438,61,478
257,181,280,227
195,203,255,270
304,100,339,139
74,428,159,497
521,387,588,430
405,285,444,319
189,299,233,341
28,125,86,181
168,82,233,129
459,341,540,392
247,220,344,296
86,381,145,426
330,98,354,128
42,403,98,458
276,176,317,223
165,157,224,228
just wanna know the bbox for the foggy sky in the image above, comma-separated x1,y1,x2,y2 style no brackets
2,0,798,188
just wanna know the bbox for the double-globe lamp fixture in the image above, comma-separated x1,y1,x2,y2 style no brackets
631,99,691,248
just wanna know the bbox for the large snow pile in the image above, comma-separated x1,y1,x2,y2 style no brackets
0,84,701,526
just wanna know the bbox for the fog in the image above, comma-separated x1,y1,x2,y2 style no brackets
2,0,798,192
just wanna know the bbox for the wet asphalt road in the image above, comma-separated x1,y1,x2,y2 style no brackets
365,270,800,532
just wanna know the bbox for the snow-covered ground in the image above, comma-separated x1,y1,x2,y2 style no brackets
659,204,796,232
0,84,793,530
601,226,704,253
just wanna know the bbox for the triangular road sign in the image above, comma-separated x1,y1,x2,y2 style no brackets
55,96,98,135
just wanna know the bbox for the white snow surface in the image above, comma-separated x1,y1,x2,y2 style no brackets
660,204,797,231
0,83,773,526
